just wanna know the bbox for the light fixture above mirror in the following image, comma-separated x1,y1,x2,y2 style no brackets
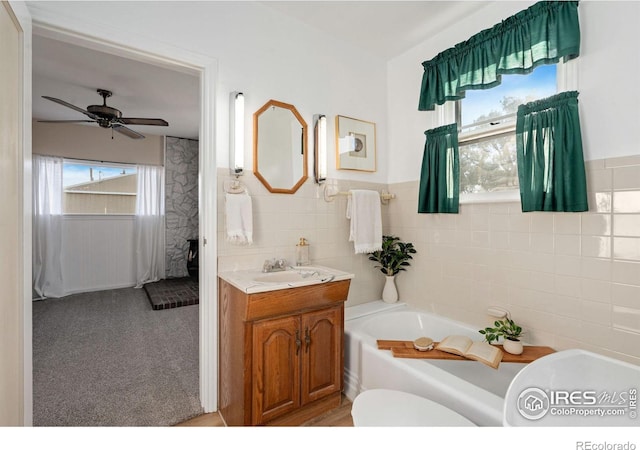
314,114,327,184
229,91,244,176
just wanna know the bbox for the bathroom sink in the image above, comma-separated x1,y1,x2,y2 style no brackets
252,269,326,283
218,265,354,294
503,349,640,426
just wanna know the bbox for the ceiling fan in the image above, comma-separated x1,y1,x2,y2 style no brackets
39,88,169,139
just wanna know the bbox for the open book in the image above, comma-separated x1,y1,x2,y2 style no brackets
436,335,503,369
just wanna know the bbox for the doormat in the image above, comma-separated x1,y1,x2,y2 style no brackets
143,277,199,310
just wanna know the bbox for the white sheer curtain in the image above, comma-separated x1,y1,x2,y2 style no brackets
32,155,65,298
134,164,165,288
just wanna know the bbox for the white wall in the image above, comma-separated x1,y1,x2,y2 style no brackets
33,121,164,165
61,216,136,294
386,1,640,183
578,1,640,161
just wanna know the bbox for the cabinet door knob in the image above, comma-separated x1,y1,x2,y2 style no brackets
295,329,301,355
304,327,310,352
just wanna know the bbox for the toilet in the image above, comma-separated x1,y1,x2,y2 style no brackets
351,389,476,427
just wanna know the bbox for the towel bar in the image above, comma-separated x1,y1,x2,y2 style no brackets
323,185,395,204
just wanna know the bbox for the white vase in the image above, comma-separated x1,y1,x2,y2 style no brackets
382,275,398,303
503,338,523,355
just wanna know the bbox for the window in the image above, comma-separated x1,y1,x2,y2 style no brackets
456,64,558,196
63,160,137,214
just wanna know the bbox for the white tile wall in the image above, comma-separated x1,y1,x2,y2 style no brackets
216,169,389,304
216,156,640,365
387,155,640,365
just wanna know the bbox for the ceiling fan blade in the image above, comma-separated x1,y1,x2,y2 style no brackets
118,117,169,126
37,120,96,123
112,124,146,139
42,96,99,120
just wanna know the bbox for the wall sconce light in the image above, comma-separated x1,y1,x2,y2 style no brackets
314,114,327,184
229,91,244,176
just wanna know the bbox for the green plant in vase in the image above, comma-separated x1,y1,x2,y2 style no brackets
368,235,416,303
479,317,524,355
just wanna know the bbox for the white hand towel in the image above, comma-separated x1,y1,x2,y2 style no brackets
346,190,382,254
225,192,253,245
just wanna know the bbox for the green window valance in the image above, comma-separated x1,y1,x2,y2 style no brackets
516,91,588,212
418,1,580,111
418,124,459,214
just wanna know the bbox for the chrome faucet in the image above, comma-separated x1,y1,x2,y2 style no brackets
262,258,288,273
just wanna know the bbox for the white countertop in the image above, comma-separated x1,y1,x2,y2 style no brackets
218,265,355,294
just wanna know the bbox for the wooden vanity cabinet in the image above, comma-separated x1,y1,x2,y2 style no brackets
218,277,350,426
252,305,342,424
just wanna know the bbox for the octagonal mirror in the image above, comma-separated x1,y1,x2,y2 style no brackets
253,99,307,194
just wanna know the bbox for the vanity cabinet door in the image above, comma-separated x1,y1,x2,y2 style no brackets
252,315,301,425
250,306,343,424
300,306,343,405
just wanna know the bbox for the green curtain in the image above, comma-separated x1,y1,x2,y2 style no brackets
418,124,459,213
418,1,580,111
516,91,587,212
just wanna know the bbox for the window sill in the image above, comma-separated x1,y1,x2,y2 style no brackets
460,190,521,205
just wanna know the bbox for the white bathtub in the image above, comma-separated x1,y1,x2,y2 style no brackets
344,301,527,426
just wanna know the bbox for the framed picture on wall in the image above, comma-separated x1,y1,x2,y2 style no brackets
335,115,376,172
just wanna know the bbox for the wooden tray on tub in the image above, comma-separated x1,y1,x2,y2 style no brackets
377,340,555,364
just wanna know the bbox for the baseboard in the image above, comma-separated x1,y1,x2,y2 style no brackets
61,282,137,296
32,282,139,300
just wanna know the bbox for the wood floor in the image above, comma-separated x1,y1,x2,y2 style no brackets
176,395,354,427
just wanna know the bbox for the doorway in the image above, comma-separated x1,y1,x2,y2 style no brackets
28,22,218,421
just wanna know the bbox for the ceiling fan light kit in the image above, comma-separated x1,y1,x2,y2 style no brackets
40,88,169,139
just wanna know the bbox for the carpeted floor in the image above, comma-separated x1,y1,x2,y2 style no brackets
32,287,203,426
143,277,198,310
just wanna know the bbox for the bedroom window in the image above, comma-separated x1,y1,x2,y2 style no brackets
63,160,137,214
457,64,557,197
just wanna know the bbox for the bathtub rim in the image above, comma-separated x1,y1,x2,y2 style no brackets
344,300,518,426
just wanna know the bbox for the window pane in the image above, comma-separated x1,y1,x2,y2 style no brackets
460,134,518,194
63,161,137,214
458,64,557,194
460,65,557,133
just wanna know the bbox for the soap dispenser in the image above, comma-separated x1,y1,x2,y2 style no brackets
296,238,310,266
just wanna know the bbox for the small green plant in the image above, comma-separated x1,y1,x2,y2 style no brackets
368,235,417,276
479,317,523,344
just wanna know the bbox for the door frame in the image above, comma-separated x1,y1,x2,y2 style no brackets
4,0,32,426
27,12,219,415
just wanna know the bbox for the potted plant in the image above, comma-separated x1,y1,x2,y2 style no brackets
368,235,417,303
479,317,524,355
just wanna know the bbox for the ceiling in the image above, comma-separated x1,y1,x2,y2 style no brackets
32,2,477,141
32,35,201,140
262,1,479,60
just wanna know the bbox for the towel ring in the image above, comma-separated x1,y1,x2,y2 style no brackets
224,178,247,194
